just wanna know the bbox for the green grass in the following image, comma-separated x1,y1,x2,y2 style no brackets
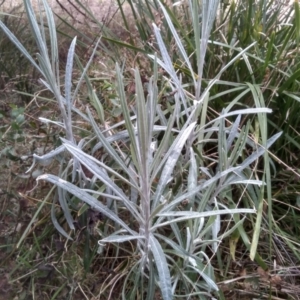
1,0,300,299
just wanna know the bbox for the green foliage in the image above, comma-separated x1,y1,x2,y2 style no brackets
1,0,300,299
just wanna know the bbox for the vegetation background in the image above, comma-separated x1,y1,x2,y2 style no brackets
1,0,300,299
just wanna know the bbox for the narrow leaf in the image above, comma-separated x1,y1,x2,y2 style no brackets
100,235,144,243
37,174,136,235
149,234,172,300
153,122,196,208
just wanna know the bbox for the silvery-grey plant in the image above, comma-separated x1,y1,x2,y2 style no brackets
0,0,281,299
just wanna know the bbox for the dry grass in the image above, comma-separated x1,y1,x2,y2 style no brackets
1,0,139,40
2,1,300,299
